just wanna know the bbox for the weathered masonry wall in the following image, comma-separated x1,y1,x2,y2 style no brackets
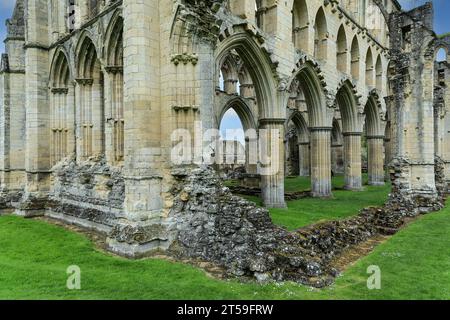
387,3,446,210
0,1,26,211
0,0,447,264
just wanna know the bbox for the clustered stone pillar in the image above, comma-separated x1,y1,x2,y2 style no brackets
331,143,344,174
298,142,310,177
106,0,166,257
343,132,362,190
20,0,51,216
388,4,439,204
367,135,385,186
384,136,391,181
259,119,286,208
310,127,332,197
224,79,238,95
240,84,255,99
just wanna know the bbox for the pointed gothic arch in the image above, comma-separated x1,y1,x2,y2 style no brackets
351,36,360,80
336,80,362,189
292,0,309,52
337,25,348,73
49,48,75,166
215,32,279,119
314,7,328,61
289,60,332,196
375,55,383,92
365,47,375,87
364,92,385,185
105,14,124,163
335,80,359,133
76,33,105,160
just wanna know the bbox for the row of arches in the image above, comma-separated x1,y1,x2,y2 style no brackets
230,0,387,90
49,15,123,166
216,40,386,203
219,89,386,192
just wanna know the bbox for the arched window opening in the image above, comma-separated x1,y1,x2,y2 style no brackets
50,52,74,166
336,25,348,73
285,119,300,176
219,71,225,91
436,47,447,63
219,108,246,172
219,52,244,96
331,118,344,175
216,46,263,179
292,0,309,52
364,96,385,185
313,8,328,61
106,17,124,163
351,36,360,80
366,48,374,87
77,37,104,160
375,55,382,92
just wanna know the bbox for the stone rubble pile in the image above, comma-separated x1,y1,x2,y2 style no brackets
47,157,125,227
169,166,445,287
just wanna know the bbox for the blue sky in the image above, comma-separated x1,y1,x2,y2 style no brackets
0,0,15,53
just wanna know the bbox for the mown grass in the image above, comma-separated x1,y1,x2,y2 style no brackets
1,202,450,300
239,174,391,230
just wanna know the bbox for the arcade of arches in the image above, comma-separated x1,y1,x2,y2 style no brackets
0,0,449,258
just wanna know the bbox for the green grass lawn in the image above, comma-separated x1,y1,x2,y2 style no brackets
240,174,391,230
1,201,450,299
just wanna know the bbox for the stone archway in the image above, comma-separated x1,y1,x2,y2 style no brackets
335,80,362,190
285,111,310,177
215,30,286,208
364,92,385,186
104,13,124,164
75,32,105,161
49,48,75,166
289,60,333,197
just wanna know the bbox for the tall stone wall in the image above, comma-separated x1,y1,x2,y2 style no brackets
0,0,446,263
387,3,444,212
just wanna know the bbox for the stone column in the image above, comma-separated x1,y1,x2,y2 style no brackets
310,127,332,197
343,132,362,190
367,135,385,186
18,0,51,217
331,143,344,174
106,0,166,257
259,119,286,208
388,5,438,206
298,142,310,177
0,15,26,205
224,79,238,95
384,136,391,181
240,84,255,99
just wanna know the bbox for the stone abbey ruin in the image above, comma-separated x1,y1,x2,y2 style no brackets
0,0,449,286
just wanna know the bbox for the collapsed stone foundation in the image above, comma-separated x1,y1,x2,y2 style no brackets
44,157,125,233
0,161,446,287
166,165,445,287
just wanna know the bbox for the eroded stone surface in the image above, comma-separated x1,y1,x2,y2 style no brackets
167,166,445,287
